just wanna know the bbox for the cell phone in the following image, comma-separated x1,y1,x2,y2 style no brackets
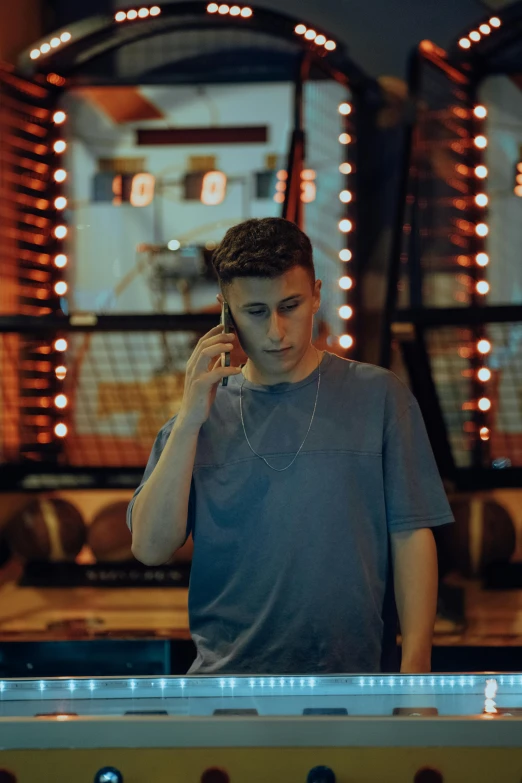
220,301,234,387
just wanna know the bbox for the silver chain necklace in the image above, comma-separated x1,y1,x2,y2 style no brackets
239,348,321,471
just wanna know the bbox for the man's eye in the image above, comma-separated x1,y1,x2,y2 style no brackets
248,304,298,316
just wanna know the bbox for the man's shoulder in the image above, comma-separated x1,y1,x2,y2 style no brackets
327,353,415,419
328,352,401,387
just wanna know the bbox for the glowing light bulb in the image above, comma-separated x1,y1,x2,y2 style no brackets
339,162,352,174
477,339,491,354
474,135,487,149
475,193,488,207
53,140,66,153
475,222,488,237
339,334,353,348
478,397,491,411
339,190,352,203
476,252,489,267
339,305,353,319
305,29,317,40
339,276,353,290
339,249,352,261
115,11,126,21
54,197,67,210
476,280,490,295
295,24,306,34
54,281,68,295
54,225,67,239
53,111,66,124
30,49,41,59
474,105,487,119
54,423,68,438
126,9,138,20
459,38,471,49
338,103,352,115
475,165,488,179
54,254,67,268
478,368,491,382
54,338,68,352
324,40,336,50
339,219,353,232
54,169,67,182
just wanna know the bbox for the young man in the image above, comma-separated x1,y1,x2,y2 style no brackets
128,217,454,675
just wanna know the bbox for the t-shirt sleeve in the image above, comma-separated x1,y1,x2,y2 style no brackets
382,374,455,533
126,416,195,543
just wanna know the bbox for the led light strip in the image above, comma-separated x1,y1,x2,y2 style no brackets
294,23,336,52
115,5,161,21
206,3,253,17
337,101,354,352
51,108,70,441
470,102,493,444
458,15,501,50
30,32,72,60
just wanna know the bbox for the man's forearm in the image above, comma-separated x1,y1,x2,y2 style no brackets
390,527,438,672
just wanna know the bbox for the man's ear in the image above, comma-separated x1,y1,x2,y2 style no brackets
217,292,224,305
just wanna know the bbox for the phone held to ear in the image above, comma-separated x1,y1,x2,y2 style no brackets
221,301,233,387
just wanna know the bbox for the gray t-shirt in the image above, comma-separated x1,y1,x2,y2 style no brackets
127,352,454,675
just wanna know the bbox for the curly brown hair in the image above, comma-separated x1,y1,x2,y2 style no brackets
212,217,315,293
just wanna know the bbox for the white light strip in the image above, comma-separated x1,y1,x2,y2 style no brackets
30,31,71,60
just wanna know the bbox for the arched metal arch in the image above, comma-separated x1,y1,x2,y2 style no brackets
448,0,522,75
18,1,377,98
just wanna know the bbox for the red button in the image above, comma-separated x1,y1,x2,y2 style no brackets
201,769,230,783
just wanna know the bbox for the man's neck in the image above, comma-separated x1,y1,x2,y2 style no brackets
243,345,323,386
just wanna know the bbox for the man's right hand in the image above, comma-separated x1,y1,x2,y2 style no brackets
177,325,242,432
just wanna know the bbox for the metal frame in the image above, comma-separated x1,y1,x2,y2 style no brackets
380,16,522,488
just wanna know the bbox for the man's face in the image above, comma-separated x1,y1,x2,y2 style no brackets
223,266,321,378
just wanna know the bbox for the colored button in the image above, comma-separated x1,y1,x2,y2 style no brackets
201,769,230,783
414,769,443,783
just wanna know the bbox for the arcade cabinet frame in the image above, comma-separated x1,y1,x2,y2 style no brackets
0,1,381,489
381,4,522,491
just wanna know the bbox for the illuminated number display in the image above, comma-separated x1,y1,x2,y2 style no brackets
130,172,155,207
514,159,522,197
201,171,227,205
300,168,316,203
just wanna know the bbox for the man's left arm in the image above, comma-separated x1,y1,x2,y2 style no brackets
390,527,438,673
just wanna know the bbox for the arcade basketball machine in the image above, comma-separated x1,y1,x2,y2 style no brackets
0,4,381,676
382,5,522,671
1,9,522,783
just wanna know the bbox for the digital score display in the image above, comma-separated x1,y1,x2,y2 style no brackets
93,172,155,207
93,171,228,206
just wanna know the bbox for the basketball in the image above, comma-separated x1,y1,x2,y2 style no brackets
87,501,134,562
436,496,516,578
4,498,87,562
